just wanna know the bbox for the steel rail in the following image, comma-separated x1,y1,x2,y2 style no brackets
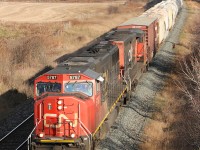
0,113,34,142
16,119,41,150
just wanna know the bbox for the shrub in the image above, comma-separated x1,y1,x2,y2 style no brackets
12,36,46,66
108,6,119,14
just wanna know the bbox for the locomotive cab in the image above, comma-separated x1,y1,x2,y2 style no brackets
32,68,103,149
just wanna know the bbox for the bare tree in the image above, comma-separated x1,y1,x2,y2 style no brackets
175,43,200,148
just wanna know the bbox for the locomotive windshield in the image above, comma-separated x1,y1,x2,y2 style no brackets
64,82,93,97
36,82,61,96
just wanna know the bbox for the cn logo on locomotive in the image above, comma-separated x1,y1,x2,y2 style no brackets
44,113,78,128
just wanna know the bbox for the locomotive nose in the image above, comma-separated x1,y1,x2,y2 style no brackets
36,96,79,139
55,97,79,138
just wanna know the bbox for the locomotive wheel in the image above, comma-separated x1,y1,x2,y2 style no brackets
83,141,91,150
30,143,37,150
131,79,138,91
123,95,127,105
146,63,149,71
126,91,132,102
143,63,149,73
80,137,93,150
92,140,96,150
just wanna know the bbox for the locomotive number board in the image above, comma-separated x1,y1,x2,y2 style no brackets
69,75,81,80
47,75,57,80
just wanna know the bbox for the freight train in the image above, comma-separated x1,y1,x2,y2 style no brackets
31,0,183,149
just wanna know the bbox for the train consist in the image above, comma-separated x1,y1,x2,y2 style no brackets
31,0,183,149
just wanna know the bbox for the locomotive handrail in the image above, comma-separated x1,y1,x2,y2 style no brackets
0,113,34,142
79,120,92,137
63,120,77,138
78,104,92,149
79,120,92,149
16,118,41,150
33,118,79,137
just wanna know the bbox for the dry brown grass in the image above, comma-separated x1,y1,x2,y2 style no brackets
141,78,184,150
142,121,167,150
176,1,200,56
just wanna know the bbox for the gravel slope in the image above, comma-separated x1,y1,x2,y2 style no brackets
96,4,188,150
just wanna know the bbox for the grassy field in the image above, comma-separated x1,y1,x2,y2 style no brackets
140,1,200,149
0,1,147,120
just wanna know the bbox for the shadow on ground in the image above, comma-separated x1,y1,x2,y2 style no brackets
0,89,34,139
26,66,53,85
144,0,163,10
0,89,28,119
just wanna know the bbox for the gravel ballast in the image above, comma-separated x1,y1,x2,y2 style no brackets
96,4,188,150
0,100,33,140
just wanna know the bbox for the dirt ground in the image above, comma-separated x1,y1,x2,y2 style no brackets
0,1,125,23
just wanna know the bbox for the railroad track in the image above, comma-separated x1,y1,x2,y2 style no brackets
0,114,34,150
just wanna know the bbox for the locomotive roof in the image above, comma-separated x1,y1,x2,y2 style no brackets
106,29,144,42
46,41,118,77
119,16,157,27
105,29,136,42
45,28,143,79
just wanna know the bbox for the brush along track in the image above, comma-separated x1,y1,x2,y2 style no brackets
96,3,188,150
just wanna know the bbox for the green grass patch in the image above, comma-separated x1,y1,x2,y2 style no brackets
0,26,22,38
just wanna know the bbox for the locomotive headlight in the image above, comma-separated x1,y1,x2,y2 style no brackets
57,105,63,110
97,76,104,82
71,133,76,138
57,100,63,105
38,133,44,138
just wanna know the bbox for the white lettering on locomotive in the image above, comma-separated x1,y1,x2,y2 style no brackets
47,75,57,80
69,75,81,80
44,113,78,128
128,45,133,62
